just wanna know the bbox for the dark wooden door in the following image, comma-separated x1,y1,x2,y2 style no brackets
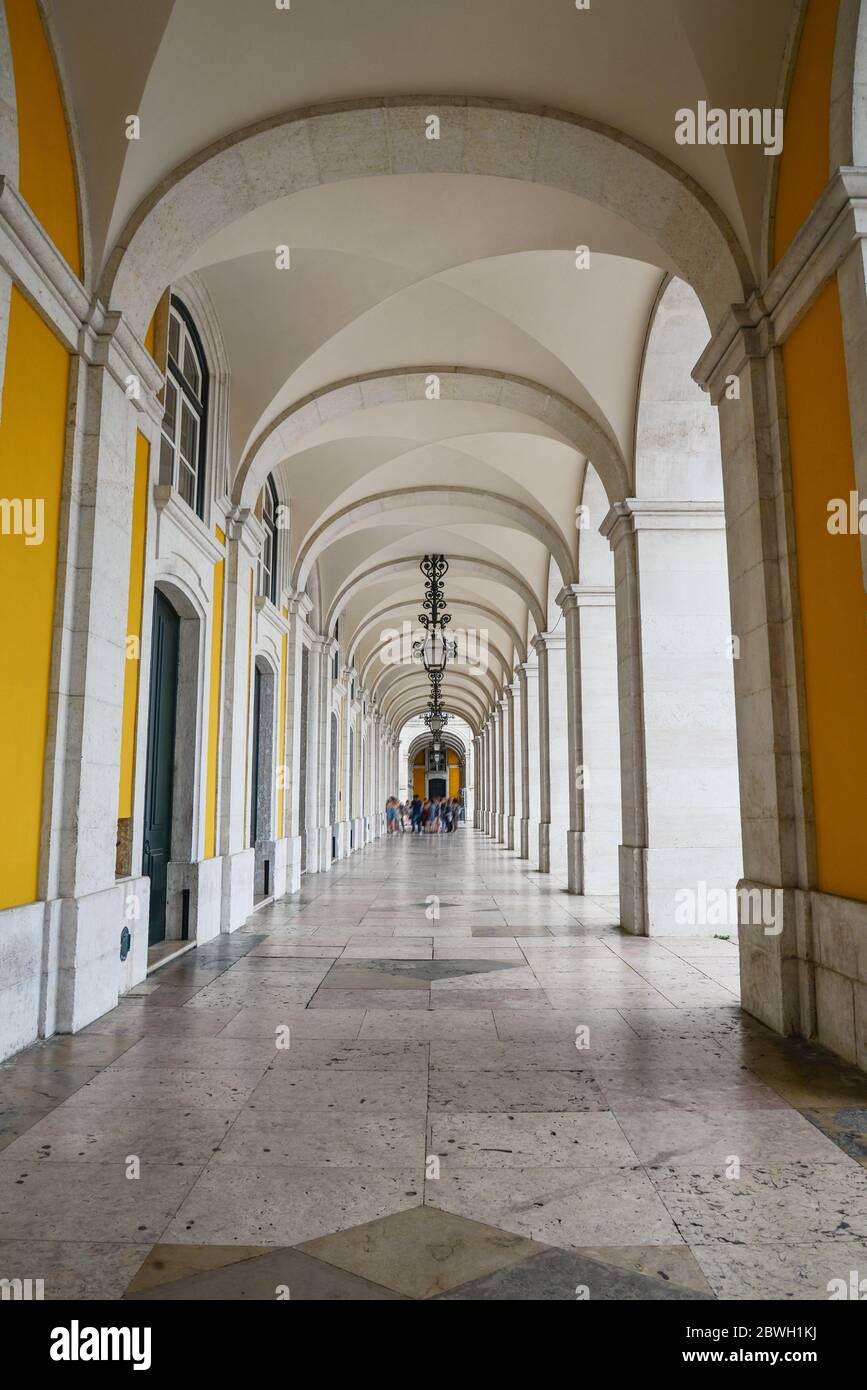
143,591,180,945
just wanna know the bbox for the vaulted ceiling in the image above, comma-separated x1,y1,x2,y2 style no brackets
47,0,798,732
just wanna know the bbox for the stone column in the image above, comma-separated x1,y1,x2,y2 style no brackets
317,639,336,871
601,500,742,934
533,630,569,878
505,685,516,850
494,700,504,843
559,585,620,895
516,658,539,861
278,592,312,896
532,639,552,873
489,717,494,834
472,736,481,827
510,677,523,856
39,333,163,1031
218,510,263,930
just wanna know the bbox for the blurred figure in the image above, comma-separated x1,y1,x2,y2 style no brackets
411,795,423,833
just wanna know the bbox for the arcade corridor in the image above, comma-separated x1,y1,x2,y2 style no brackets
2,828,866,1302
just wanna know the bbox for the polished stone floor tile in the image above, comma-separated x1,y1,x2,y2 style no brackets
270,1040,430,1071
0,1240,152,1300
433,1245,710,1300
358,1009,498,1039
0,1101,237,1164
649,1161,867,1244
614,1107,852,1169
803,1107,867,1165
125,1244,406,1300
309,988,431,1010
163,1164,423,1246
82,1004,240,1036
688,1237,867,1300
297,1205,542,1299
109,1036,275,1069
572,1241,715,1295
430,1040,590,1071
73,1065,267,1110
213,1109,425,1167
597,1071,790,1114
0,1160,202,1241
218,1007,366,1039
249,1067,428,1114
427,1166,684,1248
429,1069,608,1113
430,1111,636,1166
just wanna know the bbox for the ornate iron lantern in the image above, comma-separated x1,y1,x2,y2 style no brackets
413,554,457,675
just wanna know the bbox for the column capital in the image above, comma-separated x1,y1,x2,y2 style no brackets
556,583,615,611
600,498,726,548
517,660,538,681
310,634,337,658
226,506,267,557
286,589,313,620
531,629,566,653
503,685,514,704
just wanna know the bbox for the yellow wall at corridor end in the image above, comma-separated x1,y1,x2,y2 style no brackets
0,289,69,908
775,0,867,901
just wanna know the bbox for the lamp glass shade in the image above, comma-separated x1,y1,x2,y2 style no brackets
428,712,444,735
422,627,448,674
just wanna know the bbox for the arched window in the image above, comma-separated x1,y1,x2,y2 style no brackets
160,297,209,518
259,476,278,604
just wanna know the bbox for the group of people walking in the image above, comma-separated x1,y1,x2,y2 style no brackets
386,795,461,834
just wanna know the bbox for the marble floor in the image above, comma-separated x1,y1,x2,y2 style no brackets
2,828,867,1300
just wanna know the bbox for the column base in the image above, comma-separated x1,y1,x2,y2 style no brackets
538,822,550,874
334,821,351,859
549,818,569,878
519,816,532,861
506,815,516,850
619,844,744,936
221,848,255,933
319,824,334,869
582,832,620,897
0,881,153,1060
168,857,222,943
566,829,584,895
281,836,302,896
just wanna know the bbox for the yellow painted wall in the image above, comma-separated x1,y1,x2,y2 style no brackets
6,0,81,276
413,767,425,798
774,0,867,900
448,766,461,798
0,289,69,907
117,433,150,821
773,0,839,266
782,281,867,899
0,0,82,908
204,528,225,858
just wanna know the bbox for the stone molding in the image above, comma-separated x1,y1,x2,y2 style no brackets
600,498,726,547
0,177,162,419
694,167,867,403
556,583,615,610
